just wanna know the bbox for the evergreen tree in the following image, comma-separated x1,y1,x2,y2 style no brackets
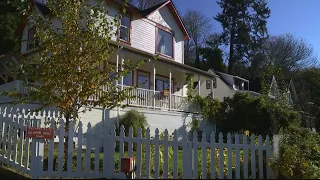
215,0,270,74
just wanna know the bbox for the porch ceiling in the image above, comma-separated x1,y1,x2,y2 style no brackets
110,41,218,79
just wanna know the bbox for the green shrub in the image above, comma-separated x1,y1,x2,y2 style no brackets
270,123,320,179
118,110,148,137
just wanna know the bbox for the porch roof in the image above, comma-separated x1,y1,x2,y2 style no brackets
110,41,218,79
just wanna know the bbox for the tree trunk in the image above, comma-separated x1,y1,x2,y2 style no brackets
228,31,235,74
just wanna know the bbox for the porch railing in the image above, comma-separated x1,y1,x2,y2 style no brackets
0,81,200,113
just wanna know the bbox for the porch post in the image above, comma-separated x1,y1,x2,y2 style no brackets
211,79,214,99
116,53,119,87
169,67,172,111
153,62,156,109
198,75,201,96
121,53,124,91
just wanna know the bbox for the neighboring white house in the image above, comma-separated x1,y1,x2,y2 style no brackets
0,0,217,148
196,69,260,101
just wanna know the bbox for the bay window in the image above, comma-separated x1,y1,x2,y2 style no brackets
156,28,173,58
119,14,131,43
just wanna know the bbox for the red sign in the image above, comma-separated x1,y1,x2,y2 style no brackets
26,127,54,139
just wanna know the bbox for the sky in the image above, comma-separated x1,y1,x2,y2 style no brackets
173,0,320,58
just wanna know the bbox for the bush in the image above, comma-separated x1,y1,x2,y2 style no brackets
270,123,320,179
195,93,302,136
118,110,148,137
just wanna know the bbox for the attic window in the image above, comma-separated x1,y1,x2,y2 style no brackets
156,26,173,58
119,14,131,43
27,27,39,50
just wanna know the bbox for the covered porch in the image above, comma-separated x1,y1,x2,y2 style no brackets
89,47,216,113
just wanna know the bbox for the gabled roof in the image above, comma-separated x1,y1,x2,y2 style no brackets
143,0,190,40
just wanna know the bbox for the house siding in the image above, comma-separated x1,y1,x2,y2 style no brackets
131,18,156,54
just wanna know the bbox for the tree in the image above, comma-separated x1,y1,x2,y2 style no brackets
215,0,270,74
4,0,142,169
182,9,211,68
263,34,317,74
0,1,22,54
198,33,226,72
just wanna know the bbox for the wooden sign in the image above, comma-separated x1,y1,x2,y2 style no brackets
26,127,54,139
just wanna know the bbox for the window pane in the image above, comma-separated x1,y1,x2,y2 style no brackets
121,16,130,27
138,73,149,89
123,72,132,86
164,81,169,90
120,27,129,42
157,29,173,57
155,79,163,91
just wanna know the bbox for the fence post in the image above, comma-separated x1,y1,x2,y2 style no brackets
30,118,45,179
270,134,282,179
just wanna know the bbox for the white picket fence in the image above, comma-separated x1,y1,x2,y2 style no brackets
0,114,275,179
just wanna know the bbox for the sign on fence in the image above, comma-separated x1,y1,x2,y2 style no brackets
26,127,54,139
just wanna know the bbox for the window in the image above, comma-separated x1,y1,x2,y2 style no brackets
206,78,217,89
206,80,211,89
27,27,39,50
119,15,130,43
155,76,173,92
137,71,149,89
156,28,173,57
121,72,132,86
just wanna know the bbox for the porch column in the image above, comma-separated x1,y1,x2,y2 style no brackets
116,53,119,87
153,62,156,109
198,75,201,96
121,54,124,91
211,79,214,99
169,67,172,111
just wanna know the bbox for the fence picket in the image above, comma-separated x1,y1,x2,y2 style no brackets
218,132,224,179
119,125,125,176
23,116,31,173
193,131,198,179
163,129,169,179
128,127,133,157
67,121,74,175
154,128,160,179
76,121,83,176
235,134,240,179
108,126,116,178
243,134,248,179
0,115,3,161
227,133,232,179
258,135,264,179
210,133,216,179
85,123,92,177
2,119,8,162
7,120,12,165
172,130,178,179
58,119,65,176
48,118,55,175
135,128,142,179
145,128,151,179
94,131,100,177
201,131,207,179
18,121,24,171
250,134,256,179
12,117,18,168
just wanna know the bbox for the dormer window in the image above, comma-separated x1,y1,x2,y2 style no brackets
156,25,173,58
27,27,39,50
119,14,131,43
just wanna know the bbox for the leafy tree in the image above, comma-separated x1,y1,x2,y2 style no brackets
215,0,270,74
0,1,22,54
263,34,318,74
183,9,211,68
4,0,142,169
